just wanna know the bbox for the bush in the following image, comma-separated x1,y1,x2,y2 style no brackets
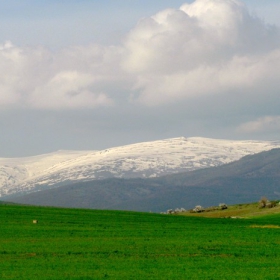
219,203,228,210
204,206,218,212
267,201,277,208
259,196,269,208
193,205,204,213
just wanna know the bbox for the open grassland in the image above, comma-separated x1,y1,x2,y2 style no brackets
1,204,280,279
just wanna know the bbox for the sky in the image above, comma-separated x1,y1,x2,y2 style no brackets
1,0,280,157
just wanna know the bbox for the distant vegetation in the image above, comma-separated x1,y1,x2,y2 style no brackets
1,203,280,279
163,197,280,218
175,198,280,218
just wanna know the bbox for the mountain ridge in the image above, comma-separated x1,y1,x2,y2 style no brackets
1,136,280,197
5,148,280,212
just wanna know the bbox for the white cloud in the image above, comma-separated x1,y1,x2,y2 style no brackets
122,0,280,105
30,71,113,109
0,42,123,109
0,0,280,110
237,116,280,133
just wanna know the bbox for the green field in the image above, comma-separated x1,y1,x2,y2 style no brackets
1,204,280,279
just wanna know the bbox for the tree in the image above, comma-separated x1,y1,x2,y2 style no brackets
219,203,228,210
259,196,269,208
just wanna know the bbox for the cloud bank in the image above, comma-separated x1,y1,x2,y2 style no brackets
0,42,125,109
123,0,280,105
0,0,280,110
238,116,280,134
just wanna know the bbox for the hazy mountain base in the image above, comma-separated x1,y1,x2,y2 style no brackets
4,148,280,212
5,178,279,212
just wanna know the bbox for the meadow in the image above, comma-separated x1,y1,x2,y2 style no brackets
1,204,280,279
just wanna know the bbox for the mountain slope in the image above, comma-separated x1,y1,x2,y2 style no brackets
6,148,280,212
1,137,280,197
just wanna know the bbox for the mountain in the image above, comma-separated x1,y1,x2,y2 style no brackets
1,137,280,197
5,148,280,212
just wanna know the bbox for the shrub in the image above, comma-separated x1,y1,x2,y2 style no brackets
193,205,204,213
219,203,228,210
259,196,269,208
204,206,220,212
267,201,277,208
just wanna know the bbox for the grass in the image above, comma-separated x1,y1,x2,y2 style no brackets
1,204,280,279
180,201,280,218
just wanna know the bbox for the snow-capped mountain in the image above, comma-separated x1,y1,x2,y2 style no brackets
1,137,280,197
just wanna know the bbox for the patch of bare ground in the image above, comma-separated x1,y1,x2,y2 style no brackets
249,225,280,229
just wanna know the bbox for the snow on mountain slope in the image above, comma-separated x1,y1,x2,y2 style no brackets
0,150,92,195
1,137,280,197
